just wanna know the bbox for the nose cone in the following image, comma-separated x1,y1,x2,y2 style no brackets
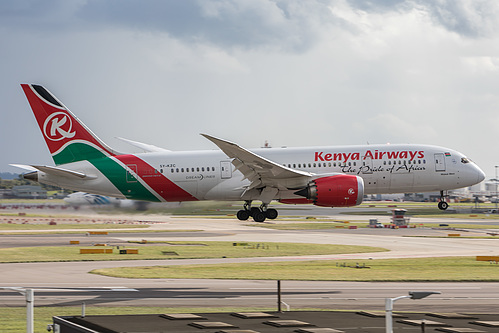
476,165,486,183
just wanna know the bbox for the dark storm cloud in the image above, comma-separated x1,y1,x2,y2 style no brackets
1,0,499,177
0,0,85,31
4,0,497,50
76,0,334,51
0,0,351,52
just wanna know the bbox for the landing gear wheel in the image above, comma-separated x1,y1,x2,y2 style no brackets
438,201,449,210
250,207,261,217
253,210,267,223
265,208,278,220
236,210,250,221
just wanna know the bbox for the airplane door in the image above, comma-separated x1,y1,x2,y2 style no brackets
220,161,232,179
434,153,446,172
126,164,138,182
361,157,373,174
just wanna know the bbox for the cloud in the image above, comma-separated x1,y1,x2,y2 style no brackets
1,0,499,178
75,0,334,52
347,0,499,38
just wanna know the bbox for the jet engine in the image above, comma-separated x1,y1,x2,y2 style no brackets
294,174,364,207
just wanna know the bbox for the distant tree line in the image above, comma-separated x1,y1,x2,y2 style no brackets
0,174,67,193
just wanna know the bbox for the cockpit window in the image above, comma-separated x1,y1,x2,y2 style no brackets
461,157,471,164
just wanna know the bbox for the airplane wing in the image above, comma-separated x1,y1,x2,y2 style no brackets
201,134,311,191
115,137,171,153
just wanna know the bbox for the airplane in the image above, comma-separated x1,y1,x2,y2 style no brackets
64,192,118,206
14,84,486,222
63,192,149,210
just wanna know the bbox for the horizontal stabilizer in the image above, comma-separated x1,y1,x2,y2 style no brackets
9,164,38,172
11,164,94,181
31,165,93,179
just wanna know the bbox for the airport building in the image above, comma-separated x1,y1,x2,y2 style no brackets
51,311,499,332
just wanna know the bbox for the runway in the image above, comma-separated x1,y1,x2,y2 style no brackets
1,214,499,311
2,279,499,312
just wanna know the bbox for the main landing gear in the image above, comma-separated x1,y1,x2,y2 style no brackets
236,200,278,222
438,190,449,210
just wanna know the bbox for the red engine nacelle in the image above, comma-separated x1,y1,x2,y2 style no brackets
294,174,364,207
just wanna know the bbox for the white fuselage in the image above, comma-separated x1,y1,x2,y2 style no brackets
38,143,485,203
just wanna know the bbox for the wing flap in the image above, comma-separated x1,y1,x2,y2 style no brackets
202,134,311,191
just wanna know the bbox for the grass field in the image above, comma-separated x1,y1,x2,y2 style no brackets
91,257,499,282
0,223,149,230
0,242,386,263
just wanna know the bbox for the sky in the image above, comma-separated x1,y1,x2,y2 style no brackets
1,0,499,179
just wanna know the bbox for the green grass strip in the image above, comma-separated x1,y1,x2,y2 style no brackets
91,257,499,282
0,242,386,263
0,223,149,230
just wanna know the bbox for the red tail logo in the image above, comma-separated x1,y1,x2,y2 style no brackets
43,112,76,141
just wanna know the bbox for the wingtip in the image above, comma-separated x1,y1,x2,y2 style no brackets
200,133,213,139
200,133,221,143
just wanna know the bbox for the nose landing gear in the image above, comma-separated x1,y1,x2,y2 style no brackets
438,190,449,210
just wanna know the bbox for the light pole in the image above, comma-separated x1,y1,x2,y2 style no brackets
385,291,440,333
1,287,34,333
495,166,498,210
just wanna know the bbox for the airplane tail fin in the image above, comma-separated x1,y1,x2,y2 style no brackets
21,84,118,165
